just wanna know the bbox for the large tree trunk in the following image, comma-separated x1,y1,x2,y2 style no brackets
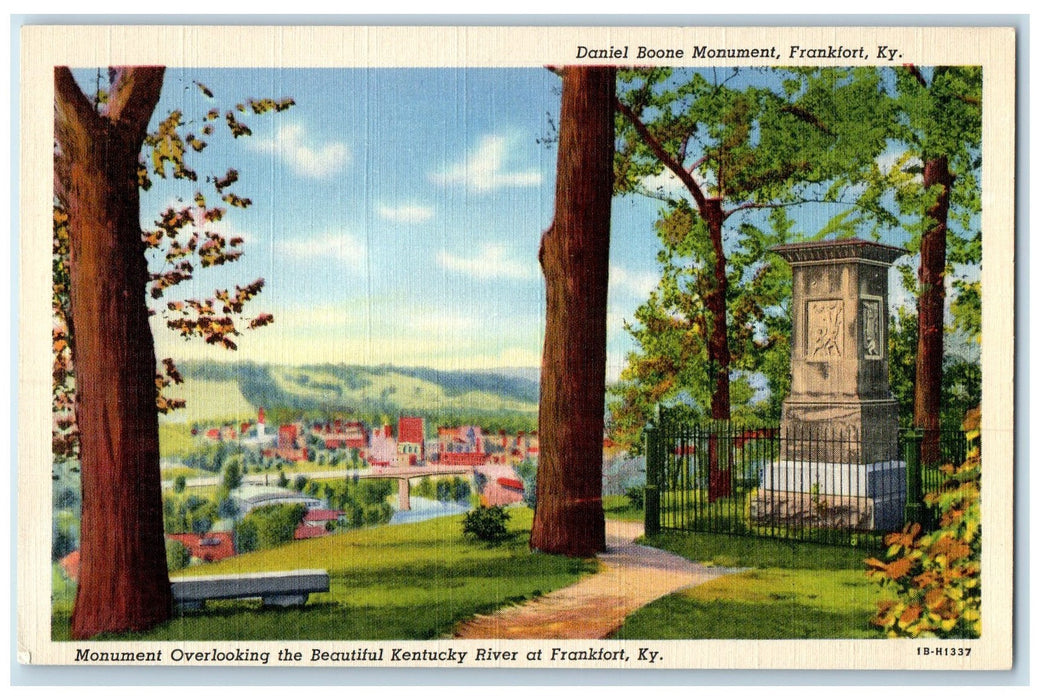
914,155,952,466
703,198,732,422
702,198,732,501
55,67,173,638
530,66,615,557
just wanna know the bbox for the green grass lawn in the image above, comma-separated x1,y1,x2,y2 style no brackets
612,531,883,640
52,508,598,641
160,465,204,482
602,494,643,522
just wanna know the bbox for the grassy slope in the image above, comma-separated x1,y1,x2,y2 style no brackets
612,532,883,640
159,378,256,425
269,365,537,414
52,508,597,641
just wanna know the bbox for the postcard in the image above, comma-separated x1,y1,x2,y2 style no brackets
17,24,1015,671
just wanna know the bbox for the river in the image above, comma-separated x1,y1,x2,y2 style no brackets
389,496,471,525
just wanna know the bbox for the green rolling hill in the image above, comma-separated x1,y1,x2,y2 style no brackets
162,360,540,431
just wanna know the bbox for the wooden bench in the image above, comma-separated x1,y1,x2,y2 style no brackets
171,569,330,610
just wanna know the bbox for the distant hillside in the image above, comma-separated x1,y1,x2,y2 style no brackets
169,361,540,430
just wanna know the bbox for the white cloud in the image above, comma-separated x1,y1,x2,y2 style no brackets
430,135,542,192
275,231,366,270
377,203,434,223
876,150,923,181
436,243,537,280
251,123,350,178
638,168,705,202
610,264,658,299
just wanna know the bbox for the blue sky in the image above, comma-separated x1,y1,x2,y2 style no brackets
68,66,979,386
72,66,665,381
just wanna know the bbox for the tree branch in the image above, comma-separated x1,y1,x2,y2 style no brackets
54,67,101,160
615,96,709,213
106,66,165,139
780,104,834,136
724,197,858,217
54,67,102,205
903,64,929,88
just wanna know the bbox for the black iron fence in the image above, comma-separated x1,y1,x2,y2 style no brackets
643,409,976,548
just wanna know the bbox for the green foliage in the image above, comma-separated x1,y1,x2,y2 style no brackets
414,476,435,499
625,485,646,510
233,518,258,554
163,493,219,535
221,458,242,492
235,503,306,552
866,445,981,638
173,474,187,493
888,308,982,428
165,539,191,572
462,505,511,543
52,522,77,561
309,478,394,529
414,476,470,503
609,68,890,444
513,458,538,509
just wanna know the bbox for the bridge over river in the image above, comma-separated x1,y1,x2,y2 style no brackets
360,464,477,511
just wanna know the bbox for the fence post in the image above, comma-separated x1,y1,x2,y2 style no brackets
903,429,927,526
644,419,660,538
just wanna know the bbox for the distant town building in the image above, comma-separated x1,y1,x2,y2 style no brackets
475,464,526,507
436,425,486,466
316,419,368,451
167,532,236,563
368,424,396,467
263,422,309,462
230,484,325,515
396,416,426,466
294,508,345,540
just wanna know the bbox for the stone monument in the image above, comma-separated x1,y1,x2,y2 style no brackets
754,238,908,531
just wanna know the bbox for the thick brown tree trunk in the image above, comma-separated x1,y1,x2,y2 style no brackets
703,198,732,501
55,67,173,638
914,155,952,466
530,66,615,557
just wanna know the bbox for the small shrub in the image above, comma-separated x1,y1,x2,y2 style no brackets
866,443,981,638
236,503,306,551
165,539,191,571
625,485,645,510
462,505,510,543
234,519,258,554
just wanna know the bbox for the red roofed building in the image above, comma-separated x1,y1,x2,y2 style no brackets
294,525,329,540
318,420,369,451
263,423,309,462
294,508,344,539
436,425,486,465
167,532,236,563
396,416,425,466
59,550,80,581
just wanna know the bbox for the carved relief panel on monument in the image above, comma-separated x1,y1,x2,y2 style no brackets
860,297,883,359
806,299,844,360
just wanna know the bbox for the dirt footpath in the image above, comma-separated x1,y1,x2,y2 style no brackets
452,520,741,639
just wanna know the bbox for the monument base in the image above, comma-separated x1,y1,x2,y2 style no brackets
753,459,906,531
780,399,901,463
